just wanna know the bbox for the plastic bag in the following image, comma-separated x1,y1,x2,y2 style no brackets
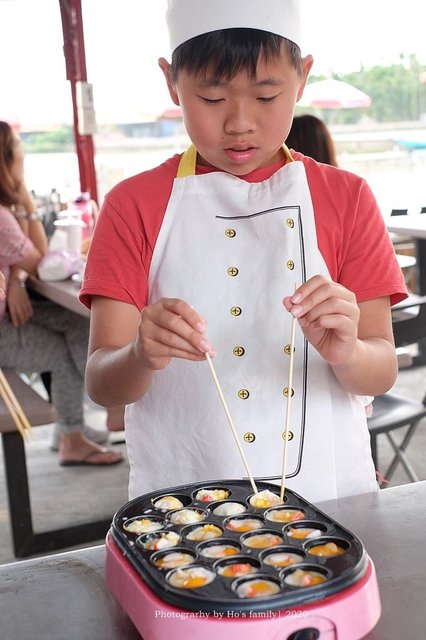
37,250,83,282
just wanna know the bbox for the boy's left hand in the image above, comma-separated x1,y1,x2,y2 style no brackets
283,275,359,366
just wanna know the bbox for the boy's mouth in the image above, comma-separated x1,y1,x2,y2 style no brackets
224,146,257,164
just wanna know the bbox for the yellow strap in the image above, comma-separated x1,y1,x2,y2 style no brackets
176,143,293,178
176,145,198,178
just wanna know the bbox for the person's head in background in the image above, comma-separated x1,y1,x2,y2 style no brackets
286,114,338,166
160,0,313,175
0,120,25,207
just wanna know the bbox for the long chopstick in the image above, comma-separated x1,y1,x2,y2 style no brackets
0,368,32,440
280,311,297,504
205,352,258,494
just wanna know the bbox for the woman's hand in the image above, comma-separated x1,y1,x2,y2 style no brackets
6,281,33,327
15,180,37,213
283,275,359,366
136,297,216,370
0,271,5,301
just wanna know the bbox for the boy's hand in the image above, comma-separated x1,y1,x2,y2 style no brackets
283,275,359,366
136,297,216,370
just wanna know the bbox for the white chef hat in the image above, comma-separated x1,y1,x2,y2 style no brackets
166,0,302,54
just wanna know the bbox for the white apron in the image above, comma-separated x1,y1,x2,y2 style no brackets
126,145,378,503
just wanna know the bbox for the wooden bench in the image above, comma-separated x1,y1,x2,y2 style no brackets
0,370,112,558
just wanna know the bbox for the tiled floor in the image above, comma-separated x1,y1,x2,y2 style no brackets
0,365,425,565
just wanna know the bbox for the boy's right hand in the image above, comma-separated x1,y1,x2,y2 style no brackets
136,298,216,370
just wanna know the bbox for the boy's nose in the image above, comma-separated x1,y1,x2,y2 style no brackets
224,103,255,135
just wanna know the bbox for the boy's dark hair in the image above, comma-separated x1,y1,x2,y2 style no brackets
171,28,302,82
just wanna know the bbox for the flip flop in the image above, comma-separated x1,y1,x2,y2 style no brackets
60,448,124,467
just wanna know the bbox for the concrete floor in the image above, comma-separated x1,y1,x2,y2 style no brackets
0,364,425,566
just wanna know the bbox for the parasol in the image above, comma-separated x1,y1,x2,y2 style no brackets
298,79,371,110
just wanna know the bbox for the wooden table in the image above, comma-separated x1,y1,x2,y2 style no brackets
29,276,89,318
0,481,425,640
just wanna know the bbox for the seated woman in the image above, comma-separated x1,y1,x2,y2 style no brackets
286,114,338,167
0,120,123,466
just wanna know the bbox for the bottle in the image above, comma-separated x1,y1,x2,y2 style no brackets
73,192,96,239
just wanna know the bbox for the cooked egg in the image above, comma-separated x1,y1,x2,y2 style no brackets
124,518,163,534
249,489,281,509
154,496,184,511
167,566,215,589
213,502,246,516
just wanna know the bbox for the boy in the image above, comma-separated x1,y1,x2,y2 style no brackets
81,0,406,502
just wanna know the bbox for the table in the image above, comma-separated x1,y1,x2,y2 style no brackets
386,214,426,295
0,481,424,640
29,276,89,318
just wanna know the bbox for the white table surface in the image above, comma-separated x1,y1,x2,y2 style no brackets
29,277,89,318
386,214,426,239
0,482,425,640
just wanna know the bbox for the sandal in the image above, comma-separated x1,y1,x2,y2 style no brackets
60,448,123,466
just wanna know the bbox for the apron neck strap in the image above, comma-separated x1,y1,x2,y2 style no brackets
176,143,294,178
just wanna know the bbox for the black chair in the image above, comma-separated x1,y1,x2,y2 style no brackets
420,207,426,214
391,294,426,353
367,296,426,486
390,208,408,216
368,392,426,487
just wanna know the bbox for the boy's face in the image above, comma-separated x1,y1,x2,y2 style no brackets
160,44,313,175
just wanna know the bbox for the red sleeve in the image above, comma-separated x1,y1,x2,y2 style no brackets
302,155,408,306
80,155,180,310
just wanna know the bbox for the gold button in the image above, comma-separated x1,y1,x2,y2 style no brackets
244,432,256,443
283,387,294,397
233,346,245,357
287,260,295,271
238,389,250,400
284,344,295,355
225,229,236,238
286,218,295,229
282,431,294,441
230,306,242,316
227,267,239,277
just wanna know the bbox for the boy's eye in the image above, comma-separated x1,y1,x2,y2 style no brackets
257,96,277,103
200,96,224,104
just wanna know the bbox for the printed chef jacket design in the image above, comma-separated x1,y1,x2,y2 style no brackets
126,145,378,503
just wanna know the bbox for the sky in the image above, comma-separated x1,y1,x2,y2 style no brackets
1,0,426,127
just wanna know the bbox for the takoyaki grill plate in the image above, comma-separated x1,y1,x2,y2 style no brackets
110,479,368,613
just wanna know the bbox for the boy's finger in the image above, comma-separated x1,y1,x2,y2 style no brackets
161,298,207,333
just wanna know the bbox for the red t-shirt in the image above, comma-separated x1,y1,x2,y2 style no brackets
80,151,407,309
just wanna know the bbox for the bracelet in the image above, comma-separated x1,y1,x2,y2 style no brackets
14,210,42,221
27,212,43,221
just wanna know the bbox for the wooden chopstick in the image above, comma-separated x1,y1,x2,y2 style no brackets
280,311,297,504
0,369,32,440
205,352,258,494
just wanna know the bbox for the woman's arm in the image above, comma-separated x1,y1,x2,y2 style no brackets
14,185,48,264
6,267,33,327
0,270,5,301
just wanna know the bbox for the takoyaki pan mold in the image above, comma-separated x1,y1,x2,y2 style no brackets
110,479,367,613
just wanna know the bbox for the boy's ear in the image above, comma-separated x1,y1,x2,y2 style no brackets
296,54,314,102
158,58,180,106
